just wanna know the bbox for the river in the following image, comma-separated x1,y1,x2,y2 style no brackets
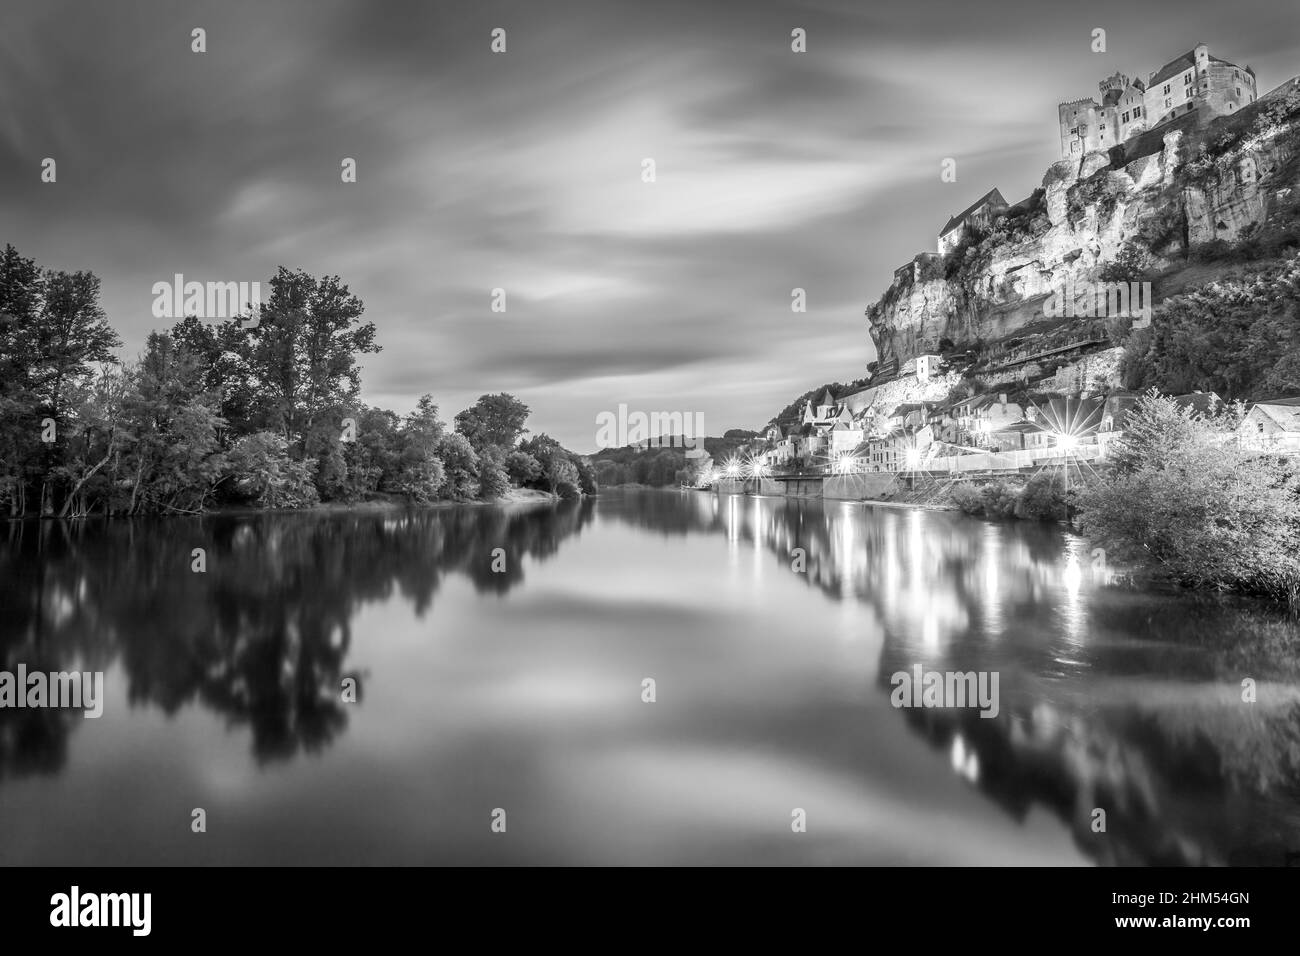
1,489,1298,865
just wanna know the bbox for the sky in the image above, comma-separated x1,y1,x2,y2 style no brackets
2,0,1298,451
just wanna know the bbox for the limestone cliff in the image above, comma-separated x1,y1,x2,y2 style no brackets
866,82,1300,372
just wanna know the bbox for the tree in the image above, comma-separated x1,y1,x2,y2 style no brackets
435,433,480,500
1104,389,1224,475
593,460,625,487
1122,254,1300,399
504,450,542,486
117,333,226,514
225,432,320,509
0,245,45,515
392,396,446,502
454,393,530,451
341,406,402,500
477,444,511,500
1097,243,1151,285
1078,397,1300,604
230,268,379,453
573,457,599,495
547,456,581,498
0,250,122,515
53,365,132,517
29,266,122,425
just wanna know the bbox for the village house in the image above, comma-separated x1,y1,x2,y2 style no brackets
1238,397,1300,452
1022,397,1105,450
949,394,1000,444
969,394,1025,445
799,389,873,460
1095,392,1141,457
938,188,1008,254
976,419,1036,452
884,402,930,432
926,404,960,444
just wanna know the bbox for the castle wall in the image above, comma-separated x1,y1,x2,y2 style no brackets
1145,63,1198,126
1200,62,1257,116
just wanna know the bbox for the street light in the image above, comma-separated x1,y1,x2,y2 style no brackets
832,451,858,475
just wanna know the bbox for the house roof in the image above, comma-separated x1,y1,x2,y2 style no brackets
1149,50,1197,87
1253,396,1300,407
956,394,997,413
996,419,1047,434
1251,403,1300,431
838,386,878,416
889,402,926,417
1149,47,1236,87
940,188,1007,238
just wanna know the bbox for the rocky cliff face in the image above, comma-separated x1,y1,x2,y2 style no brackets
866,90,1300,371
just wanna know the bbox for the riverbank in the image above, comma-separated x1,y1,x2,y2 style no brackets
207,487,567,515
313,488,561,509
3,487,567,521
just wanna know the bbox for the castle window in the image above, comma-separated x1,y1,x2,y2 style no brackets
1185,73,1193,85
1236,88,1241,97
1133,106,1141,117
1163,84,1171,94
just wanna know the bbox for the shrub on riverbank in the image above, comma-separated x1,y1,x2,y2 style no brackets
1015,471,1067,520
981,479,1022,518
948,473,1066,521
1077,391,1300,606
950,483,984,515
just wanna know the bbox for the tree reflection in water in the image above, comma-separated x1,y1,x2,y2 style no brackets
0,499,594,773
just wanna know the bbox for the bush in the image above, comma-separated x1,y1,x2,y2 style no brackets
980,479,1021,518
1015,471,1066,520
950,483,985,515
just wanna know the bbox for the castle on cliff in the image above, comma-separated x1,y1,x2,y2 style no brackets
1058,43,1257,159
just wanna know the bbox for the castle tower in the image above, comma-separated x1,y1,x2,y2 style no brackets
1194,43,1209,74
1099,71,1130,97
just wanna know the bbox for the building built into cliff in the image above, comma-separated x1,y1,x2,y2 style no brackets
938,188,1008,253
1058,42,1258,159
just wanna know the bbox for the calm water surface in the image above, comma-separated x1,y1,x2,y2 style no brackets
2,489,1299,865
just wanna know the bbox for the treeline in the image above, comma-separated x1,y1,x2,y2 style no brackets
0,244,595,517
590,434,754,487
